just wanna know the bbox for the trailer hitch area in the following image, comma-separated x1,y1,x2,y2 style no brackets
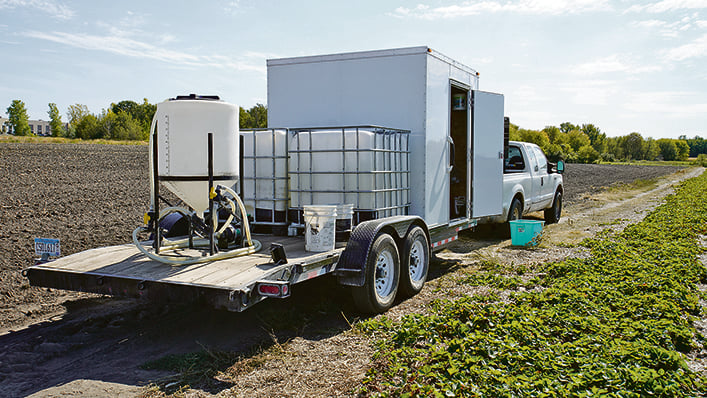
34,253,51,265
229,289,253,310
255,280,291,298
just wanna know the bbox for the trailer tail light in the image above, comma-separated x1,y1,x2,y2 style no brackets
256,281,291,298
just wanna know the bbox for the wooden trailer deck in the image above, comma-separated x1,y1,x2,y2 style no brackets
25,234,344,312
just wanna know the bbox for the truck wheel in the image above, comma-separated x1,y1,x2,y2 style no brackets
544,190,562,224
399,227,429,298
352,233,400,314
508,197,523,222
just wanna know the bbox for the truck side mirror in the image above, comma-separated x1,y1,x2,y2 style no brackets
556,160,565,174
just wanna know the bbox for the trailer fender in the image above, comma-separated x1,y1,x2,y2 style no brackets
334,216,428,287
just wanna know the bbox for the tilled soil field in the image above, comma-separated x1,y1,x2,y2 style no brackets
561,162,686,204
0,142,690,397
1,143,149,330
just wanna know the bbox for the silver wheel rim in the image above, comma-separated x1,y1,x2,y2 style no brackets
409,239,426,284
375,249,395,298
512,203,521,220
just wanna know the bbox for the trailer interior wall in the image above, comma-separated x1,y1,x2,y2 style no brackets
267,46,502,227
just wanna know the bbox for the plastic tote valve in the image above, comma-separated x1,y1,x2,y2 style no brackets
509,219,544,247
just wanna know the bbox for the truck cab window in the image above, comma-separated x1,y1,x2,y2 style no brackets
533,146,548,173
505,145,525,172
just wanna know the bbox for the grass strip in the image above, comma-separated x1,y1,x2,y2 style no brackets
359,171,707,397
0,134,146,145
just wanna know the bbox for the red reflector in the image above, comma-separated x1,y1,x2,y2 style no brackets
258,284,280,295
282,285,289,296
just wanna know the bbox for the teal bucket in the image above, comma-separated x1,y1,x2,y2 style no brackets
509,219,544,247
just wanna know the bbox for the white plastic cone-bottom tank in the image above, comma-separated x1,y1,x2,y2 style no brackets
150,96,239,214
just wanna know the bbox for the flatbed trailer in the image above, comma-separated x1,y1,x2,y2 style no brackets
26,218,475,312
25,46,504,314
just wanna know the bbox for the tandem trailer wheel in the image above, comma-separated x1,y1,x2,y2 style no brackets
351,233,400,314
399,226,430,298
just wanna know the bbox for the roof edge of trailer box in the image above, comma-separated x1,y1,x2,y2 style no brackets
266,46,479,76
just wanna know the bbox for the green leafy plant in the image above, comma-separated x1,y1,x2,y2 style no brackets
359,171,707,397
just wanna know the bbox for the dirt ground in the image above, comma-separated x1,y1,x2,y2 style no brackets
0,142,699,397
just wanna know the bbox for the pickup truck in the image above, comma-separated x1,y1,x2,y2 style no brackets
489,141,564,225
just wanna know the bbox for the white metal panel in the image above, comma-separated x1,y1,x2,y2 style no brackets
472,90,504,218
268,51,427,130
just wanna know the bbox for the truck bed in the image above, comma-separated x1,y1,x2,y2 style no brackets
26,234,343,312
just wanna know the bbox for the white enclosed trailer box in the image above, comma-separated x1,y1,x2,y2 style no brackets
267,46,504,229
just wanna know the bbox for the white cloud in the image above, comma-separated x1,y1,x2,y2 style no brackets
224,0,251,14
664,33,707,60
697,20,707,27
623,90,707,116
630,14,701,37
24,30,198,63
572,54,662,76
508,109,558,129
389,0,612,19
22,30,265,73
631,19,667,28
94,11,151,39
560,80,620,106
242,51,283,59
625,0,707,13
158,34,177,45
0,0,74,20
511,84,547,104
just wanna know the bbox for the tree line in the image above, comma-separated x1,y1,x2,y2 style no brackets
4,99,268,141
5,99,705,163
509,122,706,163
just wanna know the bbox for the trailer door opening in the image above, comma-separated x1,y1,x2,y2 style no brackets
449,84,469,221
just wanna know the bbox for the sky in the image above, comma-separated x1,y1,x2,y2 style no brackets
1,0,706,139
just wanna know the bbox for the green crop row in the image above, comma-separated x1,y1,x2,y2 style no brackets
359,171,707,397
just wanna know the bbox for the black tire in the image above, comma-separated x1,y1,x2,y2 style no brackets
352,234,400,314
399,227,430,298
507,197,523,222
544,190,562,224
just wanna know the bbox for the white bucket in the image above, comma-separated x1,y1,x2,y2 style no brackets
303,205,338,252
334,204,354,241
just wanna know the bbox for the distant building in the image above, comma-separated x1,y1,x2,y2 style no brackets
1,117,64,136
30,119,51,136
0,117,9,134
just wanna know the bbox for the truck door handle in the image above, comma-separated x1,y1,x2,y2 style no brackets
541,177,544,186
447,136,455,173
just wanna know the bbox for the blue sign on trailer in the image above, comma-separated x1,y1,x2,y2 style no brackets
34,238,61,257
